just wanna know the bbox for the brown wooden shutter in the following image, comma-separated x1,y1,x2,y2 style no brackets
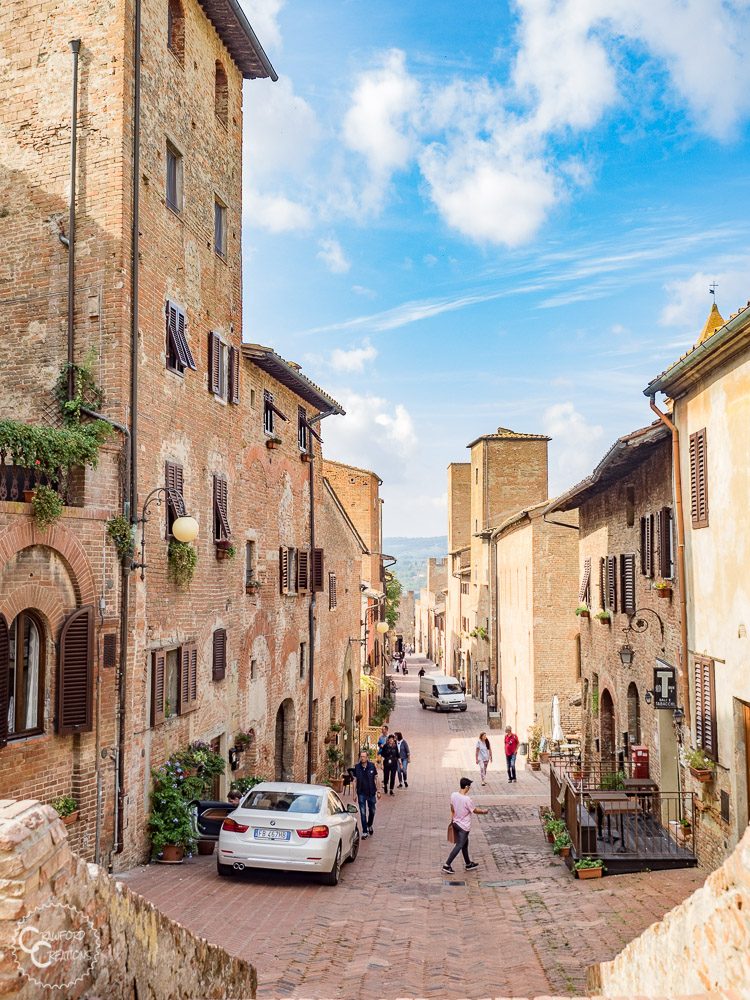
213,475,230,539
57,606,94,735
151,650,166,725
620,553,636,615
279,547,289,594
329,573,337,610
175,308,196,370
643,514,654,578
229,346,240,404
165,461,186,518
209,332,221,394
606,555,617,612
690,429,709,528
599,557,605,609
180,643,198,713
578,558,591,604
658,506,673,578
312,548,325,592
695,657,717,759
0,614,9,749
212,629,227,681
694,658,704,750
297,550,309,591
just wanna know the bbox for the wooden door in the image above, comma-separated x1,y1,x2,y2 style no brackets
744,703,750,829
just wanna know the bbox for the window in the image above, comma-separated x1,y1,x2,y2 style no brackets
298,407,308,452
250,388,256,408
215,61,228,127
213,475,230,542
167,0,185,61
166,142,183,213
329,572,337,610
640,514,654,577
245,541,257,591
0,611,45,741
299,642,306,679
657,506,674,579
689,428,709,528
165,461,186,536
165,301,196,374
460,581,469,595
694,657,717,759
150,641,197,725
279,546,298,595
264,391,274,434
578,557,591,606
214,197,227,259
598,557,605,609
208,335,239,403
212,628,227,681
620,553,636,616
250,658,256,681
475,468,478,484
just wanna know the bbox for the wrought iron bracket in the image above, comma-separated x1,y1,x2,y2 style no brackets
131,487,169,580
624,606,666,650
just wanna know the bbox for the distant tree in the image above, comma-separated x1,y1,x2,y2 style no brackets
385,574,403,630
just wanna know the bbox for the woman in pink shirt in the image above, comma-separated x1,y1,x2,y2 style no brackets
442,777,488,874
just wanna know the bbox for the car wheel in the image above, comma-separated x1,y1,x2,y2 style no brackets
346,828,360,864
322,843,342,885
420,700,427,710
460,706,468,712
217,861,233,877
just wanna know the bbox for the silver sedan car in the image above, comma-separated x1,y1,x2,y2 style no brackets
217,782,360,885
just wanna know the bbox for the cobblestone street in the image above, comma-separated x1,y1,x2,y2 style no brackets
120,658,705,999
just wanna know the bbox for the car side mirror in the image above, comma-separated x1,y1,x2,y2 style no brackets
346,803,358,814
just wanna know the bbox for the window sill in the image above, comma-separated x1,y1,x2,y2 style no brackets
214,249,228,265
166,201,183,219
165,365,186,380
5,729,46,745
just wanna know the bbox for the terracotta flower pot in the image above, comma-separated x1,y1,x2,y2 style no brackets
23,490,35,503
559,846,571,858
329,778,344,793
576,866,602,879
158,845,185,863
689,766,714,783
578,610,590,619
546,832,555,843
266,440,279,450
61,811,79,827
656,588,671,599
301,452,312,463
529,760,541,771
216,548,230,561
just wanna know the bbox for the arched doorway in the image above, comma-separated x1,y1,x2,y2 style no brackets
274,699,295,780
627,682,641,747
600,688,616,767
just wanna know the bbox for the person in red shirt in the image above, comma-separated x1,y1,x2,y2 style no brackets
504,726,519,783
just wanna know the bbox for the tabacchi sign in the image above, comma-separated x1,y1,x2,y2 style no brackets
13,900,99,991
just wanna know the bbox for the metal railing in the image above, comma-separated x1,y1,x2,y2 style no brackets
0,458,81,506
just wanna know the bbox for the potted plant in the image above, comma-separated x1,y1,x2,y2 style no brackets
685,747,715,782
677,817,692,845
50,795,79,826
300,451,312,463
654,580,672,598
216,542,235,561
544,817,566,843
469,625,488,640
528,724,542,770
326,745,345,792
106,514,135,563
266,436,282,450
575,604,590,619
168,539,197,588
233,729,253,752
553,831,573,858
574,858,604,879
31,484,64,529
594,609,611,625
245,578,262,594
148,762,197,863
329,721,344,734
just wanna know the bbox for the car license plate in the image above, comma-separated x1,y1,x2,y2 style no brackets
253,828,290,841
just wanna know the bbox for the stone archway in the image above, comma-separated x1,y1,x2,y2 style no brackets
274,698,295,781
600,688,616,767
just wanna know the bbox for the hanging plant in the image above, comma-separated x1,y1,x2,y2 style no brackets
106,514,134,561
31,484,64,529
0,420,111,475
168,540,197,588
53,348,105,426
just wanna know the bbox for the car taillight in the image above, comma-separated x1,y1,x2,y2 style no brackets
222,817,249,833
297,825,329,839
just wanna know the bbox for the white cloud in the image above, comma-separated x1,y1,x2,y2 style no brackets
330,340,377,373
245,190,312,233
352,285,377,298
324,391,418,485
317,237,351,274
423,254,438,267
544,402,605,496
660,269,750,328
238,0,285,53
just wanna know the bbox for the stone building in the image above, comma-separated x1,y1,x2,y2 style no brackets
492,501,579,743
0,0,364,869
414,558,447,666
645,300,750,867
446,462,471,681
395,589,415,650
546,424,684,800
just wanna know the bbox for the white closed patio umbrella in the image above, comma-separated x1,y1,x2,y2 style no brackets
551,695,564,742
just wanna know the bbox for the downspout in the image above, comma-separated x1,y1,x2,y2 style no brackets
649,396,690,730
66,39,81,400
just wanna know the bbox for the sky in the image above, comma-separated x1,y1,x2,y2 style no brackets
239,0,750,537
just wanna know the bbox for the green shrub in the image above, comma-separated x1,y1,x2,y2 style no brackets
106,514,134,561
31,484,63,529
50,795,77,817
574,857,604,870
168,540,197,588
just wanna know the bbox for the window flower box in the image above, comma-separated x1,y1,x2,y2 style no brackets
654,581,672,598
266,437,282,450
594,610,611,625
689,766,714,783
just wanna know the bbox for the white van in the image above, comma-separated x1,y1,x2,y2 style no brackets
419,673,467,712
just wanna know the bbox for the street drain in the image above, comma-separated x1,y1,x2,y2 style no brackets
444,880,466,886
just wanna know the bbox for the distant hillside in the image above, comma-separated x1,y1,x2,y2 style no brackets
384,536,448,594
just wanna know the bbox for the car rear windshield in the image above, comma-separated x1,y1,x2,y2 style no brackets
437,684,461,694
242,791,322,813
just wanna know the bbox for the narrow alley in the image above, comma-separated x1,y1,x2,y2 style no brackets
120,659,704,999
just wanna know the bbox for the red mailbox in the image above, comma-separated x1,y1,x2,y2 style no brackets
631,745,650,779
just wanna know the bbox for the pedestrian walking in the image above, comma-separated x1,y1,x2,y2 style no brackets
395,731,410,787
376,724,389,773
504,725,519,782
418,666,425,677
459,677,466,694
353,749,380,838
475,731,492,785
442,777,488,873
381,734,400,795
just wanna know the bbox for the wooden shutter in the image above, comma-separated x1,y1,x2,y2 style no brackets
165,461,186,518
102,633,117,669
213,475,230,538
658,506,673,578
599,557,605,609
578,558,591,604
329,573,337,610
695,657,717,759
151,651,166,725
0,614,9,748
279,547,289,594
212,628,227,681
606,556,617,612
167,303,196,371
312,548,324,592
640,514,654,578
180,643,198,713
620,553,636,615
297,550,309,591
57,606,94,735
208,332,221,394
690,429,709,528
229,346,240,404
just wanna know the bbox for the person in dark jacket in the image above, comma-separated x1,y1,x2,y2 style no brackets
380,735,400,795
353,749,380,837
395,731,410,787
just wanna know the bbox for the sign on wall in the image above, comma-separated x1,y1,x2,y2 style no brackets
653,658,677,709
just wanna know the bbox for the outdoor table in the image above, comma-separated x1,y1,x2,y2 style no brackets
595,792,639,852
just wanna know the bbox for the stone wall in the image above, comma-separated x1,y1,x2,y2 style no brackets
0,799,256,999
589,824,750,997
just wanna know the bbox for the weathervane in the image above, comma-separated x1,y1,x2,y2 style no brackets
709,281,718,298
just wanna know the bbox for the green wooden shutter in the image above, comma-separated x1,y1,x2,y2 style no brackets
57,606,94,735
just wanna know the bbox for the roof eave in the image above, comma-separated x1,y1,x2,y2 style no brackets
242,344,344,415
198,0,278,80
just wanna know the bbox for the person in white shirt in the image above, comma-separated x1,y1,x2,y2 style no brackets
475,732,492,786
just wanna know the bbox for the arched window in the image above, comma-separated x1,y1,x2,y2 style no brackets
6,611,45,738
167,0,185,61
215,61,228,127
627,681,641,747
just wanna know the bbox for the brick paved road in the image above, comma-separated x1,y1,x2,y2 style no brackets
119,657,705,998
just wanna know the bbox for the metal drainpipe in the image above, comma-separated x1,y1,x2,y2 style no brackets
67,39,81,400
649,396,691,730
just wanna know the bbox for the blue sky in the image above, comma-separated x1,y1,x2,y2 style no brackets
239,0,750,537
